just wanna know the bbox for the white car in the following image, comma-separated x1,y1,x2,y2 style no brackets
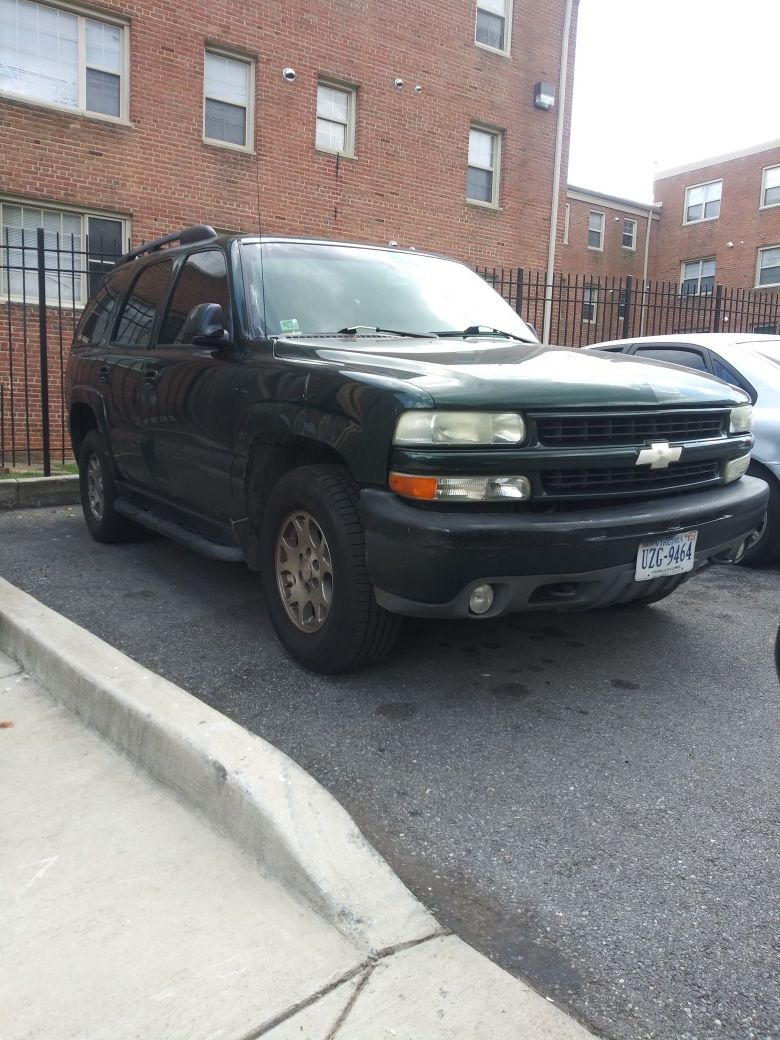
586,334,780,566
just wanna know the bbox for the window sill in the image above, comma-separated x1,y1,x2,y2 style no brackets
755,282,780,290
474,41,512,58
759,202,780,212
3,295,85,310
202,137,255,155
315,147,358,161
587,246,604,252
682,216,720,226
0,91,132,128
467,199,501,212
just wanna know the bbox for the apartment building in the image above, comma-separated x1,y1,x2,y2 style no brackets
651,139,780,296
0,0,579,288
561,186,659,282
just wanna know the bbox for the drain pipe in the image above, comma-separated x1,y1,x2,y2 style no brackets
542,0,575,345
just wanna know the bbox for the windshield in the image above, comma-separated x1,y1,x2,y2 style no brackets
241,242,538,341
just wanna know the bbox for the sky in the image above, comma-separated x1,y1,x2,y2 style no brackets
568,0,780,204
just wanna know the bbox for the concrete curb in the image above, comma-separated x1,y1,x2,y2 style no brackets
0,474,80,510
0,576,437,955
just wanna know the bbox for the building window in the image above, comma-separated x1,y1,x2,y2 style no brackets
316,81,356,155
0,200,125,304
618,287,629,319
204,50,254,149
761,166,780,209
681,257,716,296
0,0,127,119
582,285,598,323
684,180,722,223
467,126,500,206
622,218,637,250
757,246,780,288
475,0,511,52
587,211,604,250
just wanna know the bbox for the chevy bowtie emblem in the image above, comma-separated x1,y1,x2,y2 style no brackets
636,441,683,469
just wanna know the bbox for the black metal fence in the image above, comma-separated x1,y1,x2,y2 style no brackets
1,230,123,472
476,267,780,346
3,238,780,475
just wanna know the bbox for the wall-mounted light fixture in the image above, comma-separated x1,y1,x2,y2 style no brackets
534,81,555,111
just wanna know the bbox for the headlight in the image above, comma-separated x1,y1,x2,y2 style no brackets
729,404,753,434
394,411,526,446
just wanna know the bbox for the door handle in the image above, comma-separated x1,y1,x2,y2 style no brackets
98,365,110,383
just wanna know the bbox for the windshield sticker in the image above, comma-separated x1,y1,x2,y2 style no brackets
279,318,300,333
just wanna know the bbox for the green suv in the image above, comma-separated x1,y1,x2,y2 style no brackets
66,226,768,673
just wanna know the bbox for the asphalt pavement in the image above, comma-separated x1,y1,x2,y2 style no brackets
1,504,778,1040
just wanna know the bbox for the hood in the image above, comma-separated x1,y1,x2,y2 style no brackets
274,336,750,410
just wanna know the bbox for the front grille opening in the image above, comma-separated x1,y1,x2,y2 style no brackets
541,460,720,496
535,411,727,447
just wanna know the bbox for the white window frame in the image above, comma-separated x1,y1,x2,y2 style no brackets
315,79,357,157
622,218,637,250
474,0,513,55
582,285,598,324
587,211,604,251
0,0,130,123
683,179,722,224
760,165,780,210
0,197,129,307
756,245,780,289
680,257,716,296
467,124,502,208
203,47,255,153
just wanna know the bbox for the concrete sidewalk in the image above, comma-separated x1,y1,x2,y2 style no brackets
0,578,598,1039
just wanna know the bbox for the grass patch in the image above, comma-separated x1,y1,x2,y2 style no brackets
0,462,79,480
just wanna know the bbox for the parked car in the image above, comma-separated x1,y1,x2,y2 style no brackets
586,334,780,566
66,228,768,673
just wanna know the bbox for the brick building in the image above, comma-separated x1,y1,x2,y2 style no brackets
0,0,579,274
651,139,780,295
561,186,659,282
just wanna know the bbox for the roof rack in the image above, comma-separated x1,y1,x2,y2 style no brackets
116,225,218,266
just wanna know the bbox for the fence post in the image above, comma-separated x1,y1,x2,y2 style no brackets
515,267,524,316
621,276,633,339
36,227,51,476
712,284,723,333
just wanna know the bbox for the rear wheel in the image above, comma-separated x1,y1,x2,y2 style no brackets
260,465,401,673
78,430,138,543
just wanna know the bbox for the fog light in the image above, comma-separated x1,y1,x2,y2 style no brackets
723,454,751,483
469,584,495,615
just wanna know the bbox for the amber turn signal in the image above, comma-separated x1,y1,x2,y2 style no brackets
389,472,439,500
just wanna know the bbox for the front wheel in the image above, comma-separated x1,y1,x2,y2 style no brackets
739,469,780,567
260,466,402,674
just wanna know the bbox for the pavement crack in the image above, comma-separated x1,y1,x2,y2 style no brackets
324,965,374,1040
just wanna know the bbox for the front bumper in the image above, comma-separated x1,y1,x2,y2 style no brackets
360,475,769,618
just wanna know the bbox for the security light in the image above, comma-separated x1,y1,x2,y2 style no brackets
534,81,555,110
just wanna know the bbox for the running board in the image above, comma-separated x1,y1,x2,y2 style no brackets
114,499,244,562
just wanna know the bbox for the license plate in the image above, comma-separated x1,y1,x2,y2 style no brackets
635,529,698,581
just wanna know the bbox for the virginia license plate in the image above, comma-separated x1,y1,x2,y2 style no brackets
635,530,698,581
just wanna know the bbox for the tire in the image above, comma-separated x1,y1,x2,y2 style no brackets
739,467,780,567
260,465,402,674
78,429,139,543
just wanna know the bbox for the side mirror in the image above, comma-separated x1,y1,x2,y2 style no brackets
178,303,230,345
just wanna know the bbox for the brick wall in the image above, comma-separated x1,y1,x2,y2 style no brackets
0,0,578,270
560,189,657,280
652,142,780,291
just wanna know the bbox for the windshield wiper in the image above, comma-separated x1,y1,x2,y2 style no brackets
429,325,533,343
336,325,433,338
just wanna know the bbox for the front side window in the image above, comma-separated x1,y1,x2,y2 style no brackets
681,258,716,295
475,0,511,52
0,0,126,118
622,218,637,250
113,259,173,347
467,126,500,206
0,201,125,303
204,50,253,149
316,82,355,155
757,246,780,288
160,250,230,344
581,285,598,323
635,347,707,373
587,211,604,250
761,166,780,209
684,180,722,223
